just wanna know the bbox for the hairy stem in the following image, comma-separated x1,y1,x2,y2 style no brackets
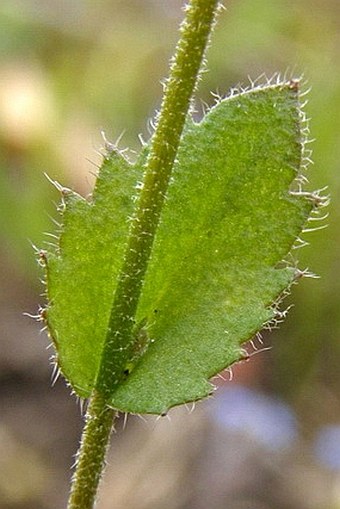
67,391,116,509
66,1,220,508
97,0,220,397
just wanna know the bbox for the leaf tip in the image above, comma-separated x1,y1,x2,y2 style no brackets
44,172,73,197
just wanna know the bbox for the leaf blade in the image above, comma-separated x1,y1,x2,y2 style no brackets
45,81,312,414
45,151,141,396
109,82,312,413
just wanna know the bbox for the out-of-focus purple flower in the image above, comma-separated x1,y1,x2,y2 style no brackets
211,385,298,450
314,425,340,471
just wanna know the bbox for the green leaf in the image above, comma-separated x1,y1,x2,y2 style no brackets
45,152,141,396
44,81,312,413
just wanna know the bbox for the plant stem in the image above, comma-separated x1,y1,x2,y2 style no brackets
97,0,220,397
67,391,116,509
66,1,220,508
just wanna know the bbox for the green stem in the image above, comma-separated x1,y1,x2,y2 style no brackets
67,391,116,509
97,0,220,397
66,1,220,508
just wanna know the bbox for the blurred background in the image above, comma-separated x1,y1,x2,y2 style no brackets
0,1,339,508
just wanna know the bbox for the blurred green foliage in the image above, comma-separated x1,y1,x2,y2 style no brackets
0,0,339,417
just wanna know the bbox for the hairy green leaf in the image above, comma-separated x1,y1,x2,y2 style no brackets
44,81,312,413
45,153,141,396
